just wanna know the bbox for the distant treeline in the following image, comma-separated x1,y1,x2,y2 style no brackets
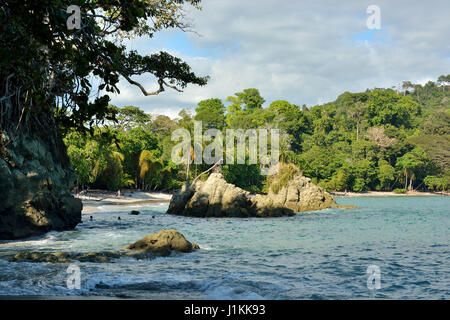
63,75,450,192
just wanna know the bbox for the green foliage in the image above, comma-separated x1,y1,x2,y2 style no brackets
393,188,407,194
0,0,207,136
424,175,449,191
226,88,266,129
223,162,264,192
266,163,301,194
377,160,396,190
114,105,151,128
64,76,449,193
194,99,225,130
407,135,450,173
396,147,430,190
139,150,164,189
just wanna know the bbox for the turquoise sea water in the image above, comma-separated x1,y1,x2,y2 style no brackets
0,196,448,299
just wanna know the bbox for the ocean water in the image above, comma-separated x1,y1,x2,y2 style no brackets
0,197,448,299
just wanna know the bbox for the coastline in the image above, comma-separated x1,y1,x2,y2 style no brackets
78,189,449,214
78,190,172,214
330,190,449,197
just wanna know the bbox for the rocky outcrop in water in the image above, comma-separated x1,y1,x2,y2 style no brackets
267,175,345,212
0,131,82,239
8,229,199,263
123,229,199,257
167,172,354,217
167,173,294,217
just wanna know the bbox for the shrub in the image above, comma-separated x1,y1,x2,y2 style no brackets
393,188,407,194
267,163,301,194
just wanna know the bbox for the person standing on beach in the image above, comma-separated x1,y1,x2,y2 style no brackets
117,189,121,197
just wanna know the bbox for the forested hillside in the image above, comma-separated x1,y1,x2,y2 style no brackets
64,75,450,193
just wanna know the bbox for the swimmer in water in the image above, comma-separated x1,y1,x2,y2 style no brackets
89,216,93,221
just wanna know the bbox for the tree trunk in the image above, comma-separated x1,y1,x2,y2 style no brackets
356,122,359,140
186,151,190,182
404,170,408,189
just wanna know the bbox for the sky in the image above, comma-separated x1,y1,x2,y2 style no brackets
104,0,450,119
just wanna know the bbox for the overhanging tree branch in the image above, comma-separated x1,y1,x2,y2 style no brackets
121,75,183,96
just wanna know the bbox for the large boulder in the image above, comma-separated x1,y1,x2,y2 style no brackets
168,173,254,217
0,130,82,239
167,173,294,217
123,229,199,257
268,175,342,212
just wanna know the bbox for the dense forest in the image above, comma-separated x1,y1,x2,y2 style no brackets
64,75,450,193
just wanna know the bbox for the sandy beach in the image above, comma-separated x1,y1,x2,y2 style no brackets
78,190,172,214
78,189,449,214
330,190,449,197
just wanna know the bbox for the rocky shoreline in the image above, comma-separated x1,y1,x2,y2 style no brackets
8,229,199,263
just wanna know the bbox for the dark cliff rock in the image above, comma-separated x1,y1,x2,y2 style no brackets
0,130,81,239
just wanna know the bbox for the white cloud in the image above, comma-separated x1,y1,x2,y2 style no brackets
108,0,450,117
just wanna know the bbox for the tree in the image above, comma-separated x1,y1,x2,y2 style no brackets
348,102,366,140
139,150,163,190
353,159,377,191
268,100,306,151
402,81,415,95
396,147,429,190
150,115,177,136
1,0,208,137
119,127,158,187
377,159,396,190
115,105,151,129
424,175,448,191
366,127,396,149
194,98,225,130
227,88,265,111
437,75,450,91
226,88,265,129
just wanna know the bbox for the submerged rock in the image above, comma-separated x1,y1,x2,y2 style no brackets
129,210,140,215
8,229,199,263
0,131,81,239
167,171,355,217
9,251,121,263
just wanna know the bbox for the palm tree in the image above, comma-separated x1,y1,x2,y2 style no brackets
139,150,163,190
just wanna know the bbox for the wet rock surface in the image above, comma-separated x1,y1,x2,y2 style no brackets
8,229,199,263
123,229,199,257
0,131,81,239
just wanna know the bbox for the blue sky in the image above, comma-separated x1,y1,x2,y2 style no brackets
105,0,450,119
